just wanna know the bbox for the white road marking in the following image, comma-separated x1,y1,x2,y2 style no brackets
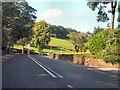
32,56,63,78
28,55,57,78
67,85,73,88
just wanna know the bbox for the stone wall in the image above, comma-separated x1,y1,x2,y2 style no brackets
48,53,119,68
74,55,119,68
55,54,73,62
49,53,55,58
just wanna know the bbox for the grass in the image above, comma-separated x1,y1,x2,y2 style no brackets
49,37,75,50
14,37,92,56
14,44,76,54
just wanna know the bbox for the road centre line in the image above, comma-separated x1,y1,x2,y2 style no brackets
28,55,57,78
32,56,63,78
67,85,74,88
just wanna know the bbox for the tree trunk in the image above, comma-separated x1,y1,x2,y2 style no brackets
110,13,115,29
22,45,24,54
110,2,117,30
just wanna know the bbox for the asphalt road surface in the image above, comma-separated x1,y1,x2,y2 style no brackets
2,54,119,88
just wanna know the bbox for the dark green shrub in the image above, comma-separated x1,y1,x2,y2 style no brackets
103,55,120,64
89,29,109,55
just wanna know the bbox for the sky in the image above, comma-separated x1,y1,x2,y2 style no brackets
26,0,119,33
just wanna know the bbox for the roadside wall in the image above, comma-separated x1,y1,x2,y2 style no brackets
74,55,119,68
49,53,119,68
55,54,73,62
49,53,55,58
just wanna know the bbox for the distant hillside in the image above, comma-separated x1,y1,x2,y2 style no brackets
49,37,75,50
50,25,77,39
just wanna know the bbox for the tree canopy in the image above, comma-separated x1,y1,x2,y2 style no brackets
87,1,117,29
2,1,37,53
67,32,89,52
31,20,51,54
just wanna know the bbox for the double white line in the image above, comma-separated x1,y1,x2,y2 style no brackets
28,55,63,79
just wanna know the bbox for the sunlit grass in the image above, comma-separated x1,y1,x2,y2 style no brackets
49,37,75,50
14,37,92,56
14,44,92,56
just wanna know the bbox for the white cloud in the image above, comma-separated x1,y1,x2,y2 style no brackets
41,9,63,19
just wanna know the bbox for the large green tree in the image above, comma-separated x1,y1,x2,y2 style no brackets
2,1,37,54
87,1,117,29
31,20,51,54
2,2,17,50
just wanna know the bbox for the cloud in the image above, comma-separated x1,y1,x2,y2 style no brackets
41,9,63,19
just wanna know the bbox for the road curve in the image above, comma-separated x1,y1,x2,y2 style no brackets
2,54,119,89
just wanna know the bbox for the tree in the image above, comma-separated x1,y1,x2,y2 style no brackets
67,32,88,53
103,29,120,64
89,29,109,56
93,26,104,34
87,1,117,29
118,4,120,28
2,2,17,50
2,1,37,54
14,1,37,54
31,20,51,54
50,25,77,39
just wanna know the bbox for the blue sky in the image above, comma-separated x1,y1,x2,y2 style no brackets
27,1,118,33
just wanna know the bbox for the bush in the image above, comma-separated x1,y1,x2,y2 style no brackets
89,29,109,55
89,29,120,64
103,55,120,64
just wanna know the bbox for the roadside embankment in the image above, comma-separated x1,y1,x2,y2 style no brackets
48,53,119,68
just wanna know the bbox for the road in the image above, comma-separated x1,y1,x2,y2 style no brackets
2,54,119,89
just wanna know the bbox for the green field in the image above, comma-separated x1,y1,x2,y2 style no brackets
49,37,75,50
14,37,91,55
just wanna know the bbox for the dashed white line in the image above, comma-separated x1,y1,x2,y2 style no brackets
28,55,57,78
67,85,74,88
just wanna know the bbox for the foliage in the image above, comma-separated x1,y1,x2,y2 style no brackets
93,26,104,34
67,32,88,53
103,55,120,64
87,2,109,22
17,37,31,46
2,1,37,51
103,29,120,63
31,20,51,54
89,29,120,64
87,1,117,29
50,25,77,39
89,29,109,55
